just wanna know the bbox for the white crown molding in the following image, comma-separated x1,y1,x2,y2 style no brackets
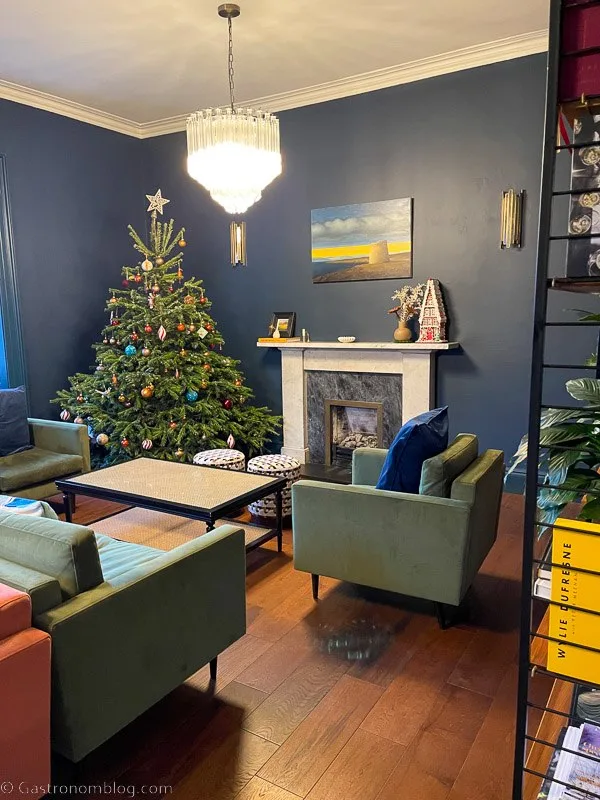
1,30,548,140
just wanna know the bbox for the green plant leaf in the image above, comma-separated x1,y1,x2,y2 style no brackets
547,449,584,486
567,378,600,406
579,497,600,521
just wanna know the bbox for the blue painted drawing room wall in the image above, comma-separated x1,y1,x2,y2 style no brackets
0,100,144,416
142,54,547,460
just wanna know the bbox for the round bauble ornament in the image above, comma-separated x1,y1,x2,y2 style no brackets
111,373,118,385
141,386,154,399
200,380,208,389
152,284,160,294
234,379,242,387
74,416,84,424
203,363,211,372
118,394,126,403
124,344,137,356
134,274,142,283
96,364,104,372
96,433,109,446
141,258,153,272
109,296,118,305
176,322,186,332
121,438,129,448
77,393,84,402
141,347,151,357
142,438,153,450
125,402,132,408
144,324,153,334
184,295,195,305
168,285,174,293
122,279,129,288
60,409,71,421
109,337,116,345
169,421,177,429
175,448,184,458
205,323,213,332
223,398,233,410
200,295,207,305
239,395,246,404
103,337,109,344
111,317,120,326
180,348,187,357
178,239,187,247
188,324,196,333
209,344,215,350
155,257,164,266
185,389,199,402
130,331,139,342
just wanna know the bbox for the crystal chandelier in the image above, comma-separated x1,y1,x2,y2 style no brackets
186,3,282,215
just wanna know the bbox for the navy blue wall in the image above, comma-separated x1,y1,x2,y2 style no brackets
142,54,548,459
0,99,144,417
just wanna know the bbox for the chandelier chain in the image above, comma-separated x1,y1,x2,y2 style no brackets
228,16,235,111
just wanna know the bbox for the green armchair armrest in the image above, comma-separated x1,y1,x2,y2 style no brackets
34,524,246,762
28,418,91,473
352,447,387,486
293,480,471,606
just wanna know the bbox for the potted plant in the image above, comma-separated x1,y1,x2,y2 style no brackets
388,284,425,342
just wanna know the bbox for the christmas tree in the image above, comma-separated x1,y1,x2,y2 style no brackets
54,190,280,467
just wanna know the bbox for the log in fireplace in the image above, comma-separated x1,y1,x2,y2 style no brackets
324,399,384,467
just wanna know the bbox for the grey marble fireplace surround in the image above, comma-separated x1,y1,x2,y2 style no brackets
307,371,402,464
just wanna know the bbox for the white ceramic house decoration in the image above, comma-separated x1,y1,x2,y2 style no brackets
417,279,448,343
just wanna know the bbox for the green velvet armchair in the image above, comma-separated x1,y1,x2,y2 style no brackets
0,419,90,501
292,438,504,627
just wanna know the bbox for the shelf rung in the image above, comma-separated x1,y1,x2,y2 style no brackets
555,140,600,152
552,187,600,194
545,321,600,327
550,233,600,241
542,362,597,369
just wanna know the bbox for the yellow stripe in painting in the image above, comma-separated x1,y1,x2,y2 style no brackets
312,241,411,259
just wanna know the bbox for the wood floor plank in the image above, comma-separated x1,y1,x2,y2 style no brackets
235,778,302,800
237,625,316,694
187,634,272,692
447,630,517,698
426,685,492,744
305,729,404,800
258,676,383,797
360,628,473,745
244,658,348,744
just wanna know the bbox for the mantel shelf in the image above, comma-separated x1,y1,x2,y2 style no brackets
256,340,459,352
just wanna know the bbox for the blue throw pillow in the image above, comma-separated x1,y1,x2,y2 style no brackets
376,407,449,493
0,386,32,457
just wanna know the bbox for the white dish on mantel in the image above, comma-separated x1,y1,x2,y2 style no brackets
337,336,356,343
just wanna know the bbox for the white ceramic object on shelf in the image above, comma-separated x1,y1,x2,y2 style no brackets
337,336,356,343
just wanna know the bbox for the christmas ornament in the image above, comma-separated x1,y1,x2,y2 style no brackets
60,409,71,421
175,448,184,458
74,416,84,425
77,394,84,402
177,322,186,331
124,344,137,356
175,368,180,378
168,285,174,293
200,380,208,389
185,389,199,402
147,293,155,309
198,327,208,339
152,284,160,294
184,295,195,305
205,322,214,332
146,189,170,215
141,258,153,272
203,363,211,372
125,402,132,407
239,395,246,404
103,337,109,344
158,325,167,341
141,347,151,357
234,379,242,387
118,394,126,403
227,434,235,448
177,268,183,279
141,386,154,399
223,399,233,410
96,364,104,371
96,433,109,446
121,438,130,448
109,337,116,344
188,324,196,332
169,421,177,429
122,279,129,288
180,348,187,357
130,331,139,342
111,317,120,326
155,257,165,266
200,295,207,305
144,324,153,333
210,344,215,350
134,273,142,283
111,373,118,385
178,239,187,247
109,295,118,305
142,438,153,450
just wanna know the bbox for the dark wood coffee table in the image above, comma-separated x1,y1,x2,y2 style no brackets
56,457,287,552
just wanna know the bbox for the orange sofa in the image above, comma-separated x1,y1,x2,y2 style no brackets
0,584,51,794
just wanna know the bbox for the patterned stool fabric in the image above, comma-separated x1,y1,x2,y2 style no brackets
192,449,246,471
247,454,301,519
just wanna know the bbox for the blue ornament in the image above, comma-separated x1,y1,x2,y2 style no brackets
124,344,137,356
185,389,199,402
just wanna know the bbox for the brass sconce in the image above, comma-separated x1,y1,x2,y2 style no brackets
230,221,247,266
500,189,524,249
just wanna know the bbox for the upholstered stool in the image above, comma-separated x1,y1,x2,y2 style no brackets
247,454,301,520
193,449,246,471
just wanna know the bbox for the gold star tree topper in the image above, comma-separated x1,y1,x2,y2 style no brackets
146,189,170,215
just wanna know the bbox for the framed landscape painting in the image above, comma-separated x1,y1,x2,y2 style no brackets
311,197,413,283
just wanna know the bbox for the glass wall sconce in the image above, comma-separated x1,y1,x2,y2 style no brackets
500,189,524,249
230,221,247,266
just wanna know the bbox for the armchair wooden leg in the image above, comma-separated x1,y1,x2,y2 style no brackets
311,574,320,601
434,601,462,630
209,657,218,681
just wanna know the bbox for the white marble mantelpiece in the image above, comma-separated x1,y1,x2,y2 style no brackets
257,341,459,463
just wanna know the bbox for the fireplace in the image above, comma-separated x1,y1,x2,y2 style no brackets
325,400,383,467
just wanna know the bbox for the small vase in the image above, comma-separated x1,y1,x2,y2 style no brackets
393,320,412,343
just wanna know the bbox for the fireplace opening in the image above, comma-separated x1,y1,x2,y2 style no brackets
324,400,384,467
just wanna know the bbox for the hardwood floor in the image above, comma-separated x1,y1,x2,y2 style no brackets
54,493,529,799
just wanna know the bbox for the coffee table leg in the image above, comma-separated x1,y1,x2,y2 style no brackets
63,492,73,523
276,489,283,552
206,518,215,532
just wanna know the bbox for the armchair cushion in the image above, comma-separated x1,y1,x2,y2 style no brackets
420,434,479,497
0,512,103,599
0,558,63,615
95,534,161,583
0,386,31,457
0,582,30,639
376,406,449,493
0,447,83,492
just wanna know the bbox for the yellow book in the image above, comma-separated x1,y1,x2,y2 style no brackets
547,518,600,683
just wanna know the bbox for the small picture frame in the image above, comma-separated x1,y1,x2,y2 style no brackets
269,312,296,338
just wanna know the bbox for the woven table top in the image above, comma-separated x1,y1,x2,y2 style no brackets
62,457,282,511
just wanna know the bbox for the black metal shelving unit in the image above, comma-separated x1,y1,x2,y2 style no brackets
513,1,600,799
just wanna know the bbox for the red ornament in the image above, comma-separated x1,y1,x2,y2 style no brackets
121,438,129,447
176,322,186,332
200,296,207,305
134,274,142,283
122,279,129,288
130,331,139,341
169,421,177,429
210,343,215,350
168,285,174,293
144,324,153,333
111,318,120,326
205,323,213,332
203,363,211,372
223,399,233,410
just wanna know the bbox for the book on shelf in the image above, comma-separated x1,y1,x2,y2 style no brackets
257,337,302,343
547,518,600,685
545,722,600,800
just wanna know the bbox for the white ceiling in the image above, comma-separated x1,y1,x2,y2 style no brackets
0,0,549,135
